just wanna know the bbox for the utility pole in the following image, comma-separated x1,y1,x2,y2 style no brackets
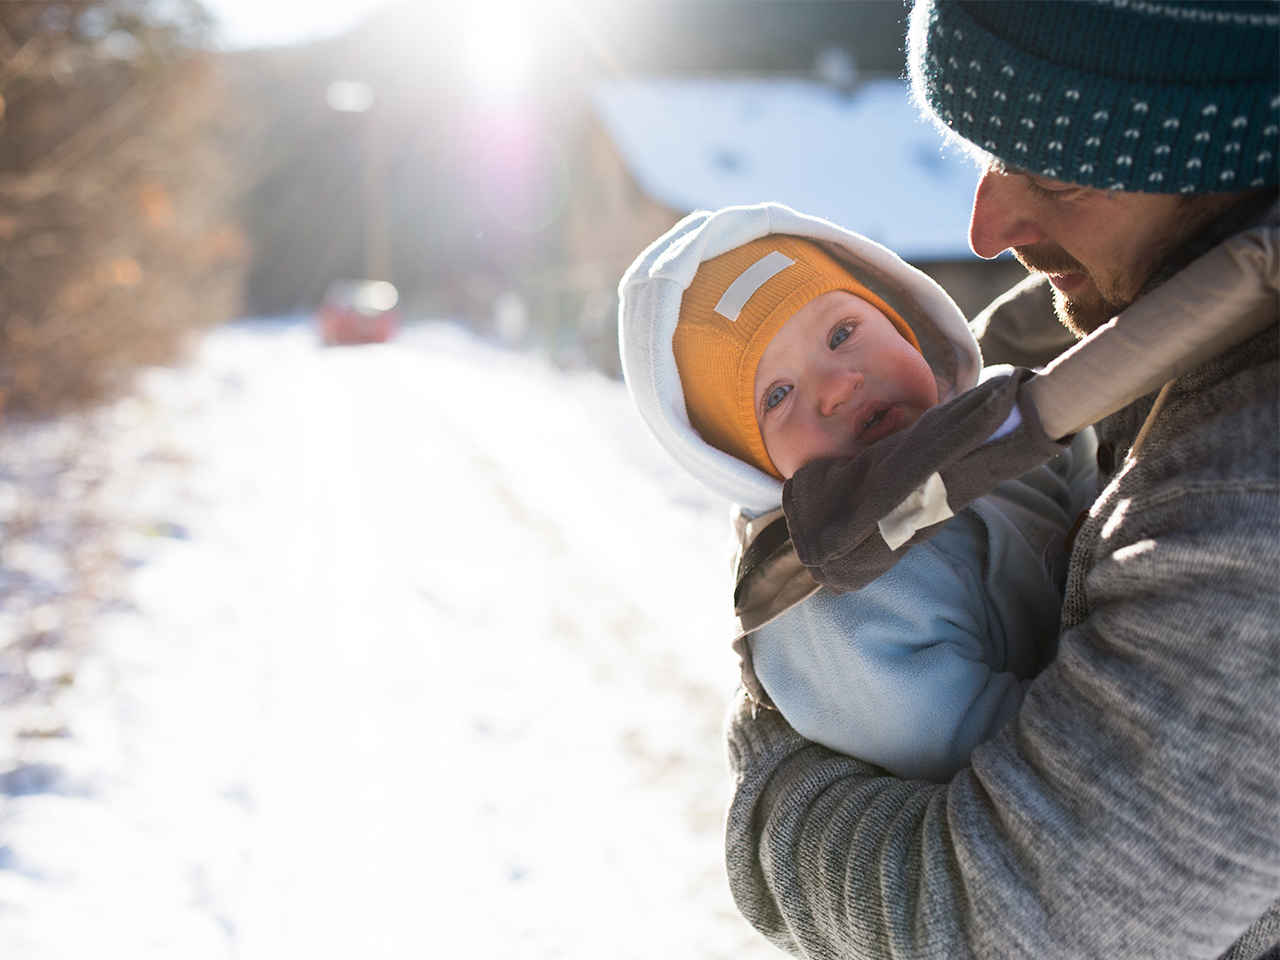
362,100,392,282
326,80,391,283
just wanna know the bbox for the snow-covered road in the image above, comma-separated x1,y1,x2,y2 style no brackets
0,321,779,959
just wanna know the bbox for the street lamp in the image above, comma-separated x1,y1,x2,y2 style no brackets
325,80,375,113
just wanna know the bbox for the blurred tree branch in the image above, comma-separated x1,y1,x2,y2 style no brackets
0,1,245,414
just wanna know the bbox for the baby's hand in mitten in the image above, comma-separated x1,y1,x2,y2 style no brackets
783,369,1069,593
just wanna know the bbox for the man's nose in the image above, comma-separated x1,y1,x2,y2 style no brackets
817,368,863,417
968,167,1045,259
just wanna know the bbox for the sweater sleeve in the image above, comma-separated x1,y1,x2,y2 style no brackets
725,415,1280,959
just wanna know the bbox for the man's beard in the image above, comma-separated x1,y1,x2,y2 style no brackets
1012,243,1128,337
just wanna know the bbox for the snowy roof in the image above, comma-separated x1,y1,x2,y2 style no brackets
591,77,981,262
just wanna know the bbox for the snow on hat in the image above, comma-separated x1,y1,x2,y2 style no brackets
673,235,920,479
908,0,1280,193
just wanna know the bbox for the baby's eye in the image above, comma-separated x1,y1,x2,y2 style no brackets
829,325,853,349
765,384,792,409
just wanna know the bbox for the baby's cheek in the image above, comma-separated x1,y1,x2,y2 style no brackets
898,353,939,409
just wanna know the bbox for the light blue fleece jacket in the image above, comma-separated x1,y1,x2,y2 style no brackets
748,426,1096,782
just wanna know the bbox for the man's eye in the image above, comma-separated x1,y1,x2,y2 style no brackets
829,325,852,349
1024,175,1080,201
765,384,792,409
1026,179,1061,200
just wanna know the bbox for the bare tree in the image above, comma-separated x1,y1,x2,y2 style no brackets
0,1,244,413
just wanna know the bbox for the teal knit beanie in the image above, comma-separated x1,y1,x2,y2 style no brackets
908,0,1280,193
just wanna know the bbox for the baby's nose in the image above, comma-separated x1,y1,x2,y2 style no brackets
817,368,863,416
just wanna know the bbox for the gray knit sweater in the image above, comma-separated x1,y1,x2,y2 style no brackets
724,291,1280,954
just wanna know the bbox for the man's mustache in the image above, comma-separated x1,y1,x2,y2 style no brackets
1012,243,1089,277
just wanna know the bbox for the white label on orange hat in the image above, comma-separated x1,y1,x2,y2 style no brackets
714,251,795,322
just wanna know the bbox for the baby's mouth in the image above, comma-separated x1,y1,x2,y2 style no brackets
856,404,905,447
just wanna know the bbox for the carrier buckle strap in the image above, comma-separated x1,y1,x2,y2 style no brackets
733,515,791,608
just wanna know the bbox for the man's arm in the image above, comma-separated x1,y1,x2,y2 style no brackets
727,477,1280,960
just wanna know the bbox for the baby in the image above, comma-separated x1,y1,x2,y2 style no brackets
619,203,1096,782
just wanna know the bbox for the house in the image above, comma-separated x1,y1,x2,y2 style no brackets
557,75,1029,369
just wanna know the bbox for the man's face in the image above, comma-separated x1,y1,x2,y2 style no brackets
968,165,1239,335
754,290,939,479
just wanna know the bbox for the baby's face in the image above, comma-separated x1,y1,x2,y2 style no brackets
754,290,939,479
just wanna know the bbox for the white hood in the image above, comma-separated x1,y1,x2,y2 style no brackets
618,202,981,514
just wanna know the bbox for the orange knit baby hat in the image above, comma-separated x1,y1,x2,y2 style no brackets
672,235,920,479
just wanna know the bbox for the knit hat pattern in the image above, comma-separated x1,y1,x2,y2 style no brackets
673,236,917,479
909,0,1280,194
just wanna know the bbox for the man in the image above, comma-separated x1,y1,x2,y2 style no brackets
723,2,1279,958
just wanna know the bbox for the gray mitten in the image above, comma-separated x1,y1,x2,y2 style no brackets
783,369,1070,593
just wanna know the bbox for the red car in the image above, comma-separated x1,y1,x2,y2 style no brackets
318,280,400,345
